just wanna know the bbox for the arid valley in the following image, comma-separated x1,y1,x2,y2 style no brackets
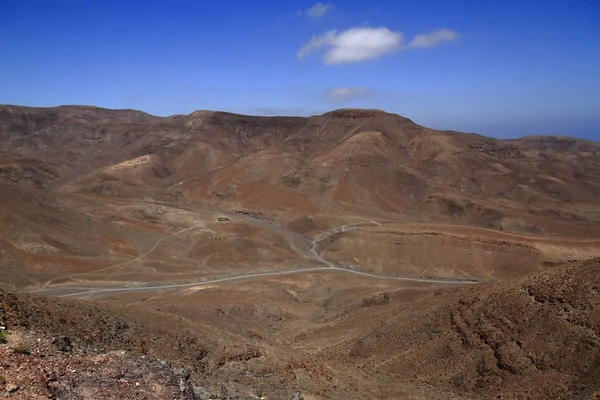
0,105,599,399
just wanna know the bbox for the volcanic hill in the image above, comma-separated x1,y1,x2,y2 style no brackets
0,104,599,399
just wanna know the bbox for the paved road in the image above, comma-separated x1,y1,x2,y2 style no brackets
30,208,480,299
309,220,380,267
32,266,478,299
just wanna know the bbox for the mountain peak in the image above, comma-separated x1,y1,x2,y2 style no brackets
322,109,390,119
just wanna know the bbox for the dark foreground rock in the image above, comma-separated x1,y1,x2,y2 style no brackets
0,330,197,399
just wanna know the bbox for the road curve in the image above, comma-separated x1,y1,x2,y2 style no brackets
36,211,378,291
30,209,481,300
33,266,479,299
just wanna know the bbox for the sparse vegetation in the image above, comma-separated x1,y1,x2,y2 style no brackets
0,329,6,344
12,340,31,355
362,292,390,307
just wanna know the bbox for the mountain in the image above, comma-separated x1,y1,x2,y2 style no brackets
1,104,599,398
2,105,600,235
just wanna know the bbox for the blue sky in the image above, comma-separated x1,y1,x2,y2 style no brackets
1,0,599,139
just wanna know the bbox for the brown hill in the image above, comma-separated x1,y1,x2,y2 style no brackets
1,258,597,399
1,104,599,397
1,104,600,285
2,105,600,234
320,257,600,399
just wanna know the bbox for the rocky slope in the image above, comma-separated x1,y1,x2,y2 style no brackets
2,105,600,234
321,258,600,399
0,330,197,399
1,258,598,399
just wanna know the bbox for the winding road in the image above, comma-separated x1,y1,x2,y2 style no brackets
30,209,479,299
33,266,478,299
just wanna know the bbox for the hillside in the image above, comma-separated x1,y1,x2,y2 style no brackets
321,257,600,399
2,105,600,234
1,258,598,399
0,104,599,398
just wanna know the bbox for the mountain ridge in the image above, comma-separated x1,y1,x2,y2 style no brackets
1,104,599,398
2,104,600,234
2,104,598,144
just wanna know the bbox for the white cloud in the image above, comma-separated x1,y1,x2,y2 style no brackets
326,87,374,102
304,2,333,18
297,26,460,65
298,27,403,64
408,28,460,49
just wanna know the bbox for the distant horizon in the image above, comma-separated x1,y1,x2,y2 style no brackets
4,102,600,142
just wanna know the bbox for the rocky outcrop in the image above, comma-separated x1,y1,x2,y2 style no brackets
0,330,197,399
